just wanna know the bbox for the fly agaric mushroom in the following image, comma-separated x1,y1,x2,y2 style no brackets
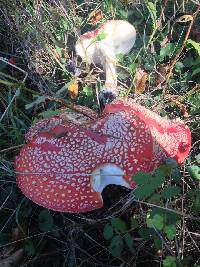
15,100,191,213
75,20,136,101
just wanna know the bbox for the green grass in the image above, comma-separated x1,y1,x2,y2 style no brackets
0,0,200,266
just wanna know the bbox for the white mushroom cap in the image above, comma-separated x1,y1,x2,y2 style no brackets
75,20,136,93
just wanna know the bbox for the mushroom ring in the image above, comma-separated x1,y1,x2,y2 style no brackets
15,100,191,213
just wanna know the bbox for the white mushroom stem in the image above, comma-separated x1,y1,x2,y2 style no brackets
75,20,136,94
91,164,131,193
104,51,118,90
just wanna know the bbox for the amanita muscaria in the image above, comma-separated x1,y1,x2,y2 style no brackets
75,20,136,100
15,100,191,212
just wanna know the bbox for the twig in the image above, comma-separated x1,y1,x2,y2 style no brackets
152,225,175,256
133,199,200,221
165,5,200,88
0,144,24,154
47,96,97,119
0,89,20,123
176,84,200,102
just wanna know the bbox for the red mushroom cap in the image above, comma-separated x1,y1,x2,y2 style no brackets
103,99,191,165
15,101,191,213
16,120,106,213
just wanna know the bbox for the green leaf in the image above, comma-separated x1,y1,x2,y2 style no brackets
132,171,152,185
171,168,182,182
192,67,200,77
148,193,161,204
147,214,164,230
175,61,184,72
133,167,165,201
164,225,176,240
184,55,200,67
118,9,128,19
103,224,114,240
116,53,124,62
95,31,108,41
188,93,200,114
189,190,200,212
134,184,155,200
128,62,137,72
160,43,175,61
87,31,108,49
130,218,139,229
181,256,193,267
111,217,127,233
82,85,93,97
25,95,48,110
153,235,162,250
19,200,32,218
55,84,68,95
188,165,200,180
138,227,154,240
124,233,134,252
147,2,157,29
55,45,62,56
118,70,130,81
151,173,165,188
161,186,181,199
156,164,173,176
0,233,10,245
165,158,178,168
109,235,124,258
38,209,54,232
24,240,36,256
39,109,64,119
187,39,200,56
193,195,200,211
151,207,181,225
163,256,177,267
195,153,200,163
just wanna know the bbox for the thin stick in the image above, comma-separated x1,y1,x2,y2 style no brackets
133,199,200,221
0,89,20,123
0,144,24,153
47,96,97,119
165,5,200,87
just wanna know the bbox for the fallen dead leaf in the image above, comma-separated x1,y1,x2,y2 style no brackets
135,68,148,95
155,64,169,87
68,82,79,99
89,9,103,25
